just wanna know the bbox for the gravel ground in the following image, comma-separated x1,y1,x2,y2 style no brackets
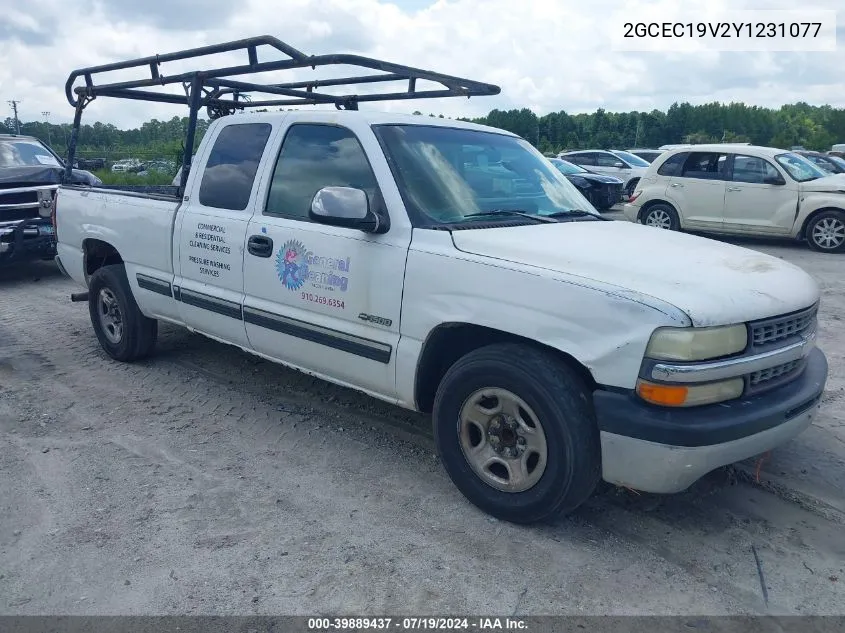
1,221,843,616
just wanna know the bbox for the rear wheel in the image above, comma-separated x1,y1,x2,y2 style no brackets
432,344,601,524
806,210,845,253
641,203,680,231
625,178,640,198
88,264,158,361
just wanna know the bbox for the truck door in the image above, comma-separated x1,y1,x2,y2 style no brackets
242,121,411,399
173,121,275,348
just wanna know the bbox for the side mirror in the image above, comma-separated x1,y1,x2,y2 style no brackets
763,176,786,186
309,186,381,233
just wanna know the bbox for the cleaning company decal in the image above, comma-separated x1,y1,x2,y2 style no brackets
275,239,351,309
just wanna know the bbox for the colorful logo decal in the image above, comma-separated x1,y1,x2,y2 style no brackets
275,239,309,290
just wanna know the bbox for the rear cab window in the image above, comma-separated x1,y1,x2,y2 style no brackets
198,123,273,210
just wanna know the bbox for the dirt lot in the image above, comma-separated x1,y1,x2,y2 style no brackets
1,224,844,616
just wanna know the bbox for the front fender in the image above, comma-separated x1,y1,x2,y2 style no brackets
400,246,689,392
796,196,845,236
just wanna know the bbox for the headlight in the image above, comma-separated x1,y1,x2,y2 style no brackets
636,377,744,407
645,324,747,361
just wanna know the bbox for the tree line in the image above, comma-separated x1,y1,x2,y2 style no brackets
3,101,844,160
461,102,845,154
0,116,211,164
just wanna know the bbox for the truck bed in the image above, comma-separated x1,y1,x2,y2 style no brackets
56,185,183,286
77,184,181,201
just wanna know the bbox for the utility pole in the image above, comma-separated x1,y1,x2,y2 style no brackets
7,99,21,134
42,111,52,145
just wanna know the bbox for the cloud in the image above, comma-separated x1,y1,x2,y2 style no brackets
1,0,842,129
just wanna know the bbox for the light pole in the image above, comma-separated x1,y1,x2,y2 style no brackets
42,111,52,145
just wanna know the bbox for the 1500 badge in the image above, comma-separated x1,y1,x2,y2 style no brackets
358,313,392,327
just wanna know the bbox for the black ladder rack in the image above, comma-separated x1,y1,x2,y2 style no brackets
63,35,501,190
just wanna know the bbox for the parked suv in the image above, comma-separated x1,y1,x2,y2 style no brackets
624,144,845,253
559,149,649,197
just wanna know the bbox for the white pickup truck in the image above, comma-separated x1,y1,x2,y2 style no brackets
54,109,830,522
53,39,828,523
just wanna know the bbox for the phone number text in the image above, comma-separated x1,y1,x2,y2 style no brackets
301,292,345,309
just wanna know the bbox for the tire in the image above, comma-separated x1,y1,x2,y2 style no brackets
432,343,601,524
87,264,158,361
805,210,845,253
624,178,640,198
641,203,680,231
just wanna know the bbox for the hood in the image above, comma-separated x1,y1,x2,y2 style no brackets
575,173,623,185
0,165,101,187
450,220,819,326
800,174,845,192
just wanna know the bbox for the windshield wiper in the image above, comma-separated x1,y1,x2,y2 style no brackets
545,209,608,221
463,209,557,223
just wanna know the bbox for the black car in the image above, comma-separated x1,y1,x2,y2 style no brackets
549,157,624,210
0,134,101,267
795,150,845,175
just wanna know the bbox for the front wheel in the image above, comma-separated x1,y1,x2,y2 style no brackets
432,344,601,524
88,264,158,361
806,210,845,253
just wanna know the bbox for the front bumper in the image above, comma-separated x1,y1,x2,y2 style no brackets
594,347,827,493
0,219,56,267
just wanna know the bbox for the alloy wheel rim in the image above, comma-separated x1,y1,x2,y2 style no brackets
812,217,845,249
646,209,671,229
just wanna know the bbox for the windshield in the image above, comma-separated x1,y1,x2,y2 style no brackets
611,150,650,167
821,154,845,172
374,125,596,225
825,155,845,171
775,152,828,182
0,139,63,168
549,158,587,175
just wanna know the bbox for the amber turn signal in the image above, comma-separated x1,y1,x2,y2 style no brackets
636,381,688,406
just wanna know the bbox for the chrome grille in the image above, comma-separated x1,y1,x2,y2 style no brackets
749,359,802,386
751,306,817,347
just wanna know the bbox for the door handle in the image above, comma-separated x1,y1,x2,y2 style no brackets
727,186,741,192
247,234,273,258
670,183,684,188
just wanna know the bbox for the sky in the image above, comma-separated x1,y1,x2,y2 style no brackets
0,0,842,129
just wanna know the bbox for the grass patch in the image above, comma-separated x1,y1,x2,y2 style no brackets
92,170,174,186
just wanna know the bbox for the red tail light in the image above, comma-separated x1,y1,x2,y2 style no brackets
628,190,642,203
